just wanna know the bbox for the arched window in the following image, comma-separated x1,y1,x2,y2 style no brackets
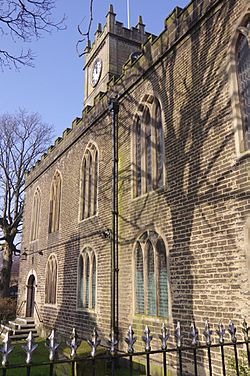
236,22,250,150
45,254,57,305
229,15,250,155
77,248,97,309
30,188,41,241
80,143,98,220
134,231,168,317
48,171,62,233
133,96,164,197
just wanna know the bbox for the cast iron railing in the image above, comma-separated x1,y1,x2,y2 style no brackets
0,320,249,376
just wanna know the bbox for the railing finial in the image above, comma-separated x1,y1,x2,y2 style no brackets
67,328,81,359
125,325,137,354
242,319,249,341
175,321,183,348
190,322,199,346
0,332,14,366
142,325,153,352
46,329,60,361
87,327,101,358
203,319,213,345
216,322,225,344
159,323,169,350
22,331,38,364
228,320,237,343
107,329,118,355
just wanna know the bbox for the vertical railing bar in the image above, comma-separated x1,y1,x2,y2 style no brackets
129,355,133,376
207,346,213,376
246,342,250,368
71,360,75,376
220,345,226,376
2,368,6,376
193,348,198,376
146,353,150,376
178,349,183,376
233,344,239,376
49,362,53,376
92,358,96,376
111,356,115,376
26,365,31,376
163,351,167,376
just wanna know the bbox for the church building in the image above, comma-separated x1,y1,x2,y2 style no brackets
17,0,249,354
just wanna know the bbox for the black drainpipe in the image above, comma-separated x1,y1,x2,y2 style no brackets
108,98,119,338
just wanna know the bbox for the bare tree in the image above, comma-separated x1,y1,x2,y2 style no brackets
0,109,53,297
0,0,65,69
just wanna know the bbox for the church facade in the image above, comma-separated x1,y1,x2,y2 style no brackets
18,0,249,353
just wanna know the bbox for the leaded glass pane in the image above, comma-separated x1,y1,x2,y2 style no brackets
145,108,152,192
92,255,96,309
136,117,142,196
82,157,87,219
79,255,84,307
237,23,250,149
157,239,168,317
93,151,98,215
135,242,144,313
147,240,156,315
85,255,90,307
156,104,164,187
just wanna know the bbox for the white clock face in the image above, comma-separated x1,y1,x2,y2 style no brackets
91,58,102,87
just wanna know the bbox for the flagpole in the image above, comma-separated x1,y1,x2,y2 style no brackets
127,0,130,29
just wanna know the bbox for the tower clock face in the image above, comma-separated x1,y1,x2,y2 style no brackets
91,58,102,87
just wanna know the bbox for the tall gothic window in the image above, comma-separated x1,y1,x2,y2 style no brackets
133,96,164,197
45,254,57,305
30,188,41,241
236,21,250,150
78,248,97,309
134,231,168,317
48,171,62,233
80,143,98,220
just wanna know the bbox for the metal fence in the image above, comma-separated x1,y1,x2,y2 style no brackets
0,320,249,376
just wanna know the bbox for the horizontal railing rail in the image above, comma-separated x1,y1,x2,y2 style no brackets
0,320,249,376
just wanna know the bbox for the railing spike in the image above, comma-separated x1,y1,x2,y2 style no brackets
228,320,237,343
242,319,249,342
175,321,183,348
125,325,137,354
203,319,213,346
66,328,81,359
216,322,225,344
142,325,153,352
159,323,169,350
45,329,60,361
0,332,14,366
190,322,199,346
87,327,101,358
21,331,38,364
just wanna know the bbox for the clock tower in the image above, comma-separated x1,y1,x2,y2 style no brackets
83,5,150,107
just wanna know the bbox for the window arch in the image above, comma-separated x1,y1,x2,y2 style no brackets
45,254,57,305
229,12,250,155
134,231,168,317
80,143,98,220
77,247,97,309
133,96,164,197
48,171,62,233
30,188,41,241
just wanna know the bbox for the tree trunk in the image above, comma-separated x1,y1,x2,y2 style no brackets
0,243,13,297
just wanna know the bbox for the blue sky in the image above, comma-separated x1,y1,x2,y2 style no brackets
1,0,189,141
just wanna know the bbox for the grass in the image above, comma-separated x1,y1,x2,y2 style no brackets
0,339,162,375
